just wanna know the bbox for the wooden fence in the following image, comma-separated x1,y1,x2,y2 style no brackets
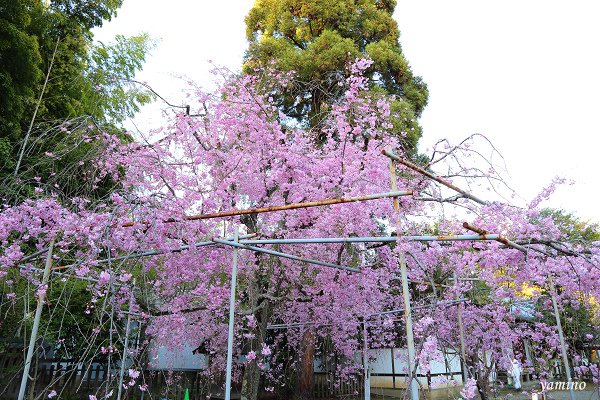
0,346,217,400
314,372,363,399
4,351,594,400
1,364,363,400
1,350,363,400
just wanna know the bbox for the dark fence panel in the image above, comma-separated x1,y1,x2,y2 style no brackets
314,372,363,399
1,358,219,400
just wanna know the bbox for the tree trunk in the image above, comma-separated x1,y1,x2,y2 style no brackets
240,271,270,400
297,327,315,399
474,360,490,400
477,380,489,400
241,359,261,400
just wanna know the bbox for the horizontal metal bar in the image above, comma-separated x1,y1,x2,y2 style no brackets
382,150,489,206
95,233,257,264
122,190,413,227
52,233,500,270
212,238,360,273
44,233,502,272
239,234,500,245
53,233,257,271
267,322,325,330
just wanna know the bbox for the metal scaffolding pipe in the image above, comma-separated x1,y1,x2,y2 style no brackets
239,234,501,245
400,252,419,400
116,279,136,400
213,238,360,273
18,248,50,263
53,233,257,271
18,264,124,286
267,321,326,330
455,274,469,384
382,150,489,206
94,233,257,265
122,190,413,227
225,228,239,400
18,240,54,400
38,234,502,273
367,299,468,318
363,321,371,400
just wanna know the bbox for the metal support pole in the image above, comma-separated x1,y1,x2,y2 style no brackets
363,321,370,400
388,156,419,400
225,228,239,400
117,279,136,400
400,253,419,400
549,275,576,400
454,274,468,384
18,239,54,400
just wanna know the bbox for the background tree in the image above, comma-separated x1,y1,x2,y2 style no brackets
0,0,43,157
244,0,428,154
245,3,429,394
0,0,153,204
535,209,600,362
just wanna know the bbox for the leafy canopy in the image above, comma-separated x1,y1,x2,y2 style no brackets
244,0,428,154
0,0,153,204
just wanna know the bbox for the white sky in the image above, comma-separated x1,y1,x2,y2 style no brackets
94,0,600,223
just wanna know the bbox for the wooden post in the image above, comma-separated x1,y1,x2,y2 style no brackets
298,327,316,399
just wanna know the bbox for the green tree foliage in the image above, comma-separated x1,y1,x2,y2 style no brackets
536,209,600,353
540,208,600,245
244,0,428,152
0,269,112,360
0,1,42,143
0,0,153,204
50,0,124,31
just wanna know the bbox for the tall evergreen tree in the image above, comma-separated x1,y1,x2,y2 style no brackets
244,0,428,154
244,3,428,397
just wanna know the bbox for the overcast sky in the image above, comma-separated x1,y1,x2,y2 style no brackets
94,0,600,223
